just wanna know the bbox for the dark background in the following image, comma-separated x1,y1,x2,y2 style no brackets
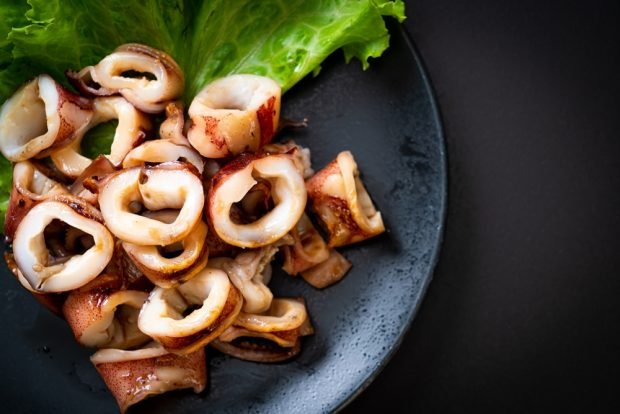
347,1,620,412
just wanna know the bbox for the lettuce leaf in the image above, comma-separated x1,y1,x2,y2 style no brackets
183,0,406,97
0,0,405,227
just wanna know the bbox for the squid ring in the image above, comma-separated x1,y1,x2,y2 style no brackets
213,298,314,362
281,213,330,275
12,200,114,292
122,140,204,173
63,273,149,348
208,154,306,248
51,96,149,178
209,245,278,314
0,74,93,161
188,74,281,158
98,164,204,246
122,211,209,288
4,161,69,239
306,151,385,247
138,267,242,354
12,161,68,201
90,44,184,113
233,298,308,336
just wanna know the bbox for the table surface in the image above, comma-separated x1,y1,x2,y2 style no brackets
346,1,619,412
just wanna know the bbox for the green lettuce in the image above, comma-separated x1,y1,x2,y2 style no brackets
0,0,405,226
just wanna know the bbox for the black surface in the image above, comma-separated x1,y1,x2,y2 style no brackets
347,0,620,412
0,23,446,414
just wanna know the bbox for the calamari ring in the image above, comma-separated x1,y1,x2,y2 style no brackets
208,154,306,248
90,44,184,113
233,298,308,337
4,161,69,239
13,161,68,201
63,273,149,348
138,267,242,354
212,298,314,362
122,211,209,288
306,150,385,247
51,96,149,178
208,245,277,314
98,163,204,246
122,139,204,173
0,74,92,161
188,74,281,158
281,213,330,275
13,200,114,292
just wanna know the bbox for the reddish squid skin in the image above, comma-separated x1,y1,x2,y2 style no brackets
256,95,277,147
93,347,206,414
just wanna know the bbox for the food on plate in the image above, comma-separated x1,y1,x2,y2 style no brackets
122,139,204,173
300,249,353,289
209,246,280,314
97,163,204,246
68,43,185,113
207,153,307,248
63,273,150,348
122,212,210,288
281,213,331,275
91,343,206,413
12,198,114,292
0,75,93,162
306,150,386,247
188,74,281,158
50,96,150,178
138,267,243,354
212,298,314,363
0,42,387,412
0,0,405,409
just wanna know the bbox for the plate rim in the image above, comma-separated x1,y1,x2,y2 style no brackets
333,24,448,412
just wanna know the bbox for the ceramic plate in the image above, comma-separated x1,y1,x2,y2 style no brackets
0,25,446,413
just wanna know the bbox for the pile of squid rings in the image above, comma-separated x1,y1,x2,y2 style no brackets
0,44,385,413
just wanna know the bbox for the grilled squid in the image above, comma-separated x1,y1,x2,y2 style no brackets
63,273,149,348
188,74,281,158
306,151,385,247
212,298,313,363
51,96,149,178
0,74,92,161
4,161,68,239
159,101,190,146
122,139,204,173
300,249,352,289
138,267,242,354
87,44,184,113
12,198,114,292
281,213,330,275
122,211,209,288
91,343,206,414
208,154,306,248
262,140,314,179
69,155,117,205
209,244,281,314
98,163,204,246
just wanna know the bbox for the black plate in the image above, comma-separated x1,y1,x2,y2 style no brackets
0,26,446,413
